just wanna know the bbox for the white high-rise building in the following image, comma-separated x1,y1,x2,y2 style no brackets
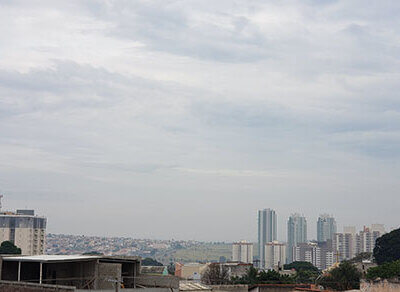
258,209,277,268
359,226,385,253
333,225,385,262
317,214,337,243
0,209,47,255
293,242,334,270
265,241,286,270
232,241,253,263
287,214,307,263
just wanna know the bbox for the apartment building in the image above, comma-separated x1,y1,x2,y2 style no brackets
0,210,47,255
232,240,253,263
265,241,286,270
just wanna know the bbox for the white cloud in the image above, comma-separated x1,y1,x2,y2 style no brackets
0,0,399,241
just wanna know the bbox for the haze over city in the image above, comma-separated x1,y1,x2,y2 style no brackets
1,0,399,242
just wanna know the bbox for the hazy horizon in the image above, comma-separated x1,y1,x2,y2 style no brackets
1,0,399,242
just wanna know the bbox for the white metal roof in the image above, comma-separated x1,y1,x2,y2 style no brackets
2,255,100,262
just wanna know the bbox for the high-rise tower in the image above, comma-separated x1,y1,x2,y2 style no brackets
287,214,307,263
258,208,277,268
317,214,337,242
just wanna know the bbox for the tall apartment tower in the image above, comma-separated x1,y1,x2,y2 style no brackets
232,241,253,263
258,209,277,268
265,241,286,270
0,209,47,255
317,214,337,243
287,214,307,264
359,226,385,253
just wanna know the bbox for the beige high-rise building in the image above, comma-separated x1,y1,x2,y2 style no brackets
265,241,286,270
0,210,47,255
232,240,253,263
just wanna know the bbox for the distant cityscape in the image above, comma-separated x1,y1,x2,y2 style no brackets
0,202,392,272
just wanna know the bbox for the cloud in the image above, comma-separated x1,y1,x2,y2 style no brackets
0,0,399,240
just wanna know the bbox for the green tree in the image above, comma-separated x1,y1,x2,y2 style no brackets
349,252,372,263
231,266,295,285
317,261,361,291
366,260,400,280
284,261,319,273
167,262,175,275
295,270,319,284
0,241,22,254
141,257,163,266
374,228,400,265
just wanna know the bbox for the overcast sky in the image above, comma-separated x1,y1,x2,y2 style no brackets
1,0,399,242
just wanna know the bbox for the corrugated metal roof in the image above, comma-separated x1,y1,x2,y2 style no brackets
2,255,100,262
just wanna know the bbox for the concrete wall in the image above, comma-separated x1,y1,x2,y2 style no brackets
211,284,248,292
135,275,180,288
96,262,122,290
361,280,400,292
0,280,75,292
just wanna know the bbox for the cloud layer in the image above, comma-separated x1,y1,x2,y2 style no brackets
0,0,399,241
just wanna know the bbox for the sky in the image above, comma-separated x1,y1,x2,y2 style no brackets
0,0,399,242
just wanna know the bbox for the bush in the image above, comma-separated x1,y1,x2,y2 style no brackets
366,260,400,280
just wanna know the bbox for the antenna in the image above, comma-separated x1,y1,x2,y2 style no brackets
0,194,3,211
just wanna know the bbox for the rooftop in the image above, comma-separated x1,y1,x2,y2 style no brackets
2,254,140,263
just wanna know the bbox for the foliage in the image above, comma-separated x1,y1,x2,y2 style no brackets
374,228,400,265
283,261,320,283
284,261,319,273
317,261,361,291
231,266,295,285
0,241,22,254
349,252,373,263
167,262,175,275
366,260,400,280
141,257,164,266
201,264,230,285
295,270,320,284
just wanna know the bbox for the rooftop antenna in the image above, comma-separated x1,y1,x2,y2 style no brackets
0,194,3,211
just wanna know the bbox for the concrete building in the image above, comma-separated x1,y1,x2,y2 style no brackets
232,241,253,264
175,263,208,281
359,226,384,254
0,255,140,290
317,214,336,243
264,241,286,270
292,242,334,271
333,225,385,262
0,209,46,255
333,232,357,261
258,209,277,269
287,214,307,264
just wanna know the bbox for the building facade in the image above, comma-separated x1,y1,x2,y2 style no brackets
333,225,385,262
317,214,337,243
265,241,286,270
0,210,46,255
292,242,334,271
287,214,307,264
258,209,277,268
232,241,253,263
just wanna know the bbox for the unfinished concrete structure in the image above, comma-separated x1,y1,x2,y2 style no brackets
0,255,140,289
